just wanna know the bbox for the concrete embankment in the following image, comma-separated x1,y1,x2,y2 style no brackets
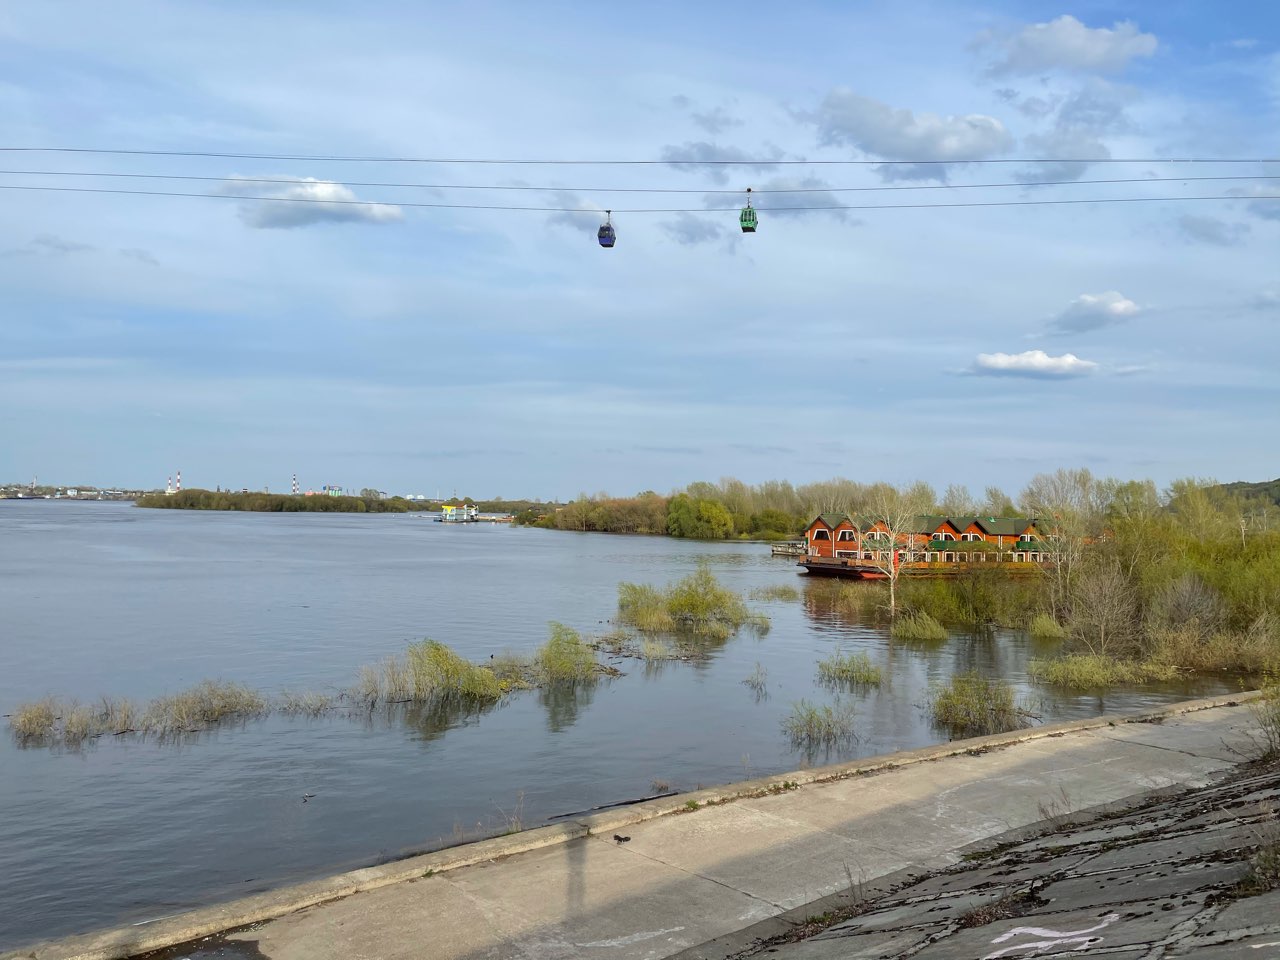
3,692,1264,960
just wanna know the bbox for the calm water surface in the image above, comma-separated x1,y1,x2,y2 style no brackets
0,501,1231,947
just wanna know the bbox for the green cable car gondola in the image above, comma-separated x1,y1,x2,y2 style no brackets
739,188,757,233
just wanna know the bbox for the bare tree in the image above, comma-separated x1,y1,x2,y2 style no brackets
1019,468,1110,619
1070,559,1141,656
940,483,979,515
858,484,935,617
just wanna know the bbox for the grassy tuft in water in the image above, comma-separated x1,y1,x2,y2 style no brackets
617,566,766,640
405,640,503,702
1027,654,1181,690
279,691,336,716
1028,613,1067,641
782,698,857,747
817,650,883,687
749,584,801,602
144,680,269,734
742,662,768,694
536,623,599,684
928,673,1027,738
640,638,678,660
10,698,58,742
890,611,948,644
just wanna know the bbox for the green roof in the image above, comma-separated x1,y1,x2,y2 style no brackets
808,513,1041,536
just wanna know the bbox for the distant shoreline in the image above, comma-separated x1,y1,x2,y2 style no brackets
135,489,416,513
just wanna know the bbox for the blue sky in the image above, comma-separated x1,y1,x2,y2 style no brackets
1,2,1277,498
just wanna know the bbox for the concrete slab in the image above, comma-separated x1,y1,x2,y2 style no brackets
772,923,947,959
917,897,1208,958
1087,712,1262,764
1039,859,1249,907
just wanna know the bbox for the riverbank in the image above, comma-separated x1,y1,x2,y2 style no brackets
6,693,1264,960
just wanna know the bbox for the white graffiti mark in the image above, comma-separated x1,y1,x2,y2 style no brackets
982,912,1120,959
576,926,685,948
1250,941,1280,949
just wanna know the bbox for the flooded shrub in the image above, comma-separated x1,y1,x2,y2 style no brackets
489,652,535,688
1027,655,1181,689
10,698,57,742
144,680,268,734
742,662,768,694
1144,617,1280,676
1029,613,1066,641
1146,573,1227,640
749,584,800,602
617,566,766,640
62,703,96,746
890,612,948,644
928,673,1027,737
279,691,336,716
405,640,503,702
782,698,857,747
536,623,598,684
100,696,140,733
640,638,678,661
817,650,883,687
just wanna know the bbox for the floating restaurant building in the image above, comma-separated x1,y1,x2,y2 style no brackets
800,514,1051,578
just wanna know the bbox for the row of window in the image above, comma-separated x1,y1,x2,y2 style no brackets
813,528,1040,545
833,550,1048,563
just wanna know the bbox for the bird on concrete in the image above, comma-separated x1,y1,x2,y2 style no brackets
613,834,631,844
302,794,315,803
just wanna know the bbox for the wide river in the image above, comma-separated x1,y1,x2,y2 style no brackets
0,501,1230,948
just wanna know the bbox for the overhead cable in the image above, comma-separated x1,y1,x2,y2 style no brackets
1,182,1276,213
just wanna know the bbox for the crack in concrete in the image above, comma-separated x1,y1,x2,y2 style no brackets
587,832,791,916
1087,729,1239,765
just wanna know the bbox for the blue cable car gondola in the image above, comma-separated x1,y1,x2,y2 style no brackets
739,188,757,234
598,210,616,248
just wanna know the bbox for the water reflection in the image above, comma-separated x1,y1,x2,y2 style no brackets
538,680,599,733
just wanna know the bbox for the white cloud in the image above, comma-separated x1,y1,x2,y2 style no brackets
1227,183,1280,221
216,177,404,229
971,349,1099,378
3,233,94,256
545,190,607,236
661,213,723,246
810,89,1012,181
1050,291,1141,333
702,175,852,222
1177,214,1250,246
981,16,1158,76
661,141,783,185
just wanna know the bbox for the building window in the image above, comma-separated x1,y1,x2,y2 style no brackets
961,533,981,542
812,529,830,541
837,530,857,541
935,531,955,541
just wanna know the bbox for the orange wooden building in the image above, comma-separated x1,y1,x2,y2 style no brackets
802,514,1048,577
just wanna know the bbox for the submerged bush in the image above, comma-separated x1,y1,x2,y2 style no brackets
1029,613,1066,641
10,698,57,742
782,698,857,747
145,680,269,734
404,640,503,703
617,566,767,640
1028,654,1181,689
1251,673,1280,762
536,623,598,684
928,673,1027,738
749,584,801,602
817,650,883,687
890,612,948,644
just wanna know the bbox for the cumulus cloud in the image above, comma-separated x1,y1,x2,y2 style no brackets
980,15,1158,76
810,89,1012,182
1226,183,1280,221
216,176,404,229
661,141,783,185
1019,127,1110,181
1050,291,1141,333
545,190,607,236
1177,214,1250,246
661,213,724,246
1251,289,1280,310
4,233,94,256
691,106,742,135
701,175,853,222
971,349,1099,378
119,248,159,266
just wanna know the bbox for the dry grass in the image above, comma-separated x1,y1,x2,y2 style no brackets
640,638,679,661
742,662,769,694
1028,613,1066,641
279,691,336,716
10,697,57,742
144,680,268,734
